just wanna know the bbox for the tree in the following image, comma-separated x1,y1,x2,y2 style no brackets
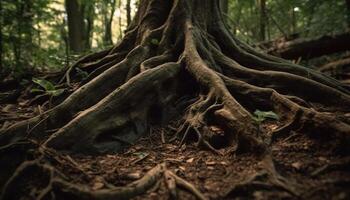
65,0,86,53
0,0,3,72
258,0,267,41
347,0,350,28
65,0,95,53
266,31,350,60
126,0,132,27
1,0,350,198
102,0,117,46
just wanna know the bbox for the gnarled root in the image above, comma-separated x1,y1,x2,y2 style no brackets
1,159,206,200
0,0,350,199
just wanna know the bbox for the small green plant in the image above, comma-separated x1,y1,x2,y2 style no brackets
75,68,89,80
31,77,64,97
150,38,160,46
252,109,279,124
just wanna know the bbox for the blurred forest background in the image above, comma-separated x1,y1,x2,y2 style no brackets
1,0,350,82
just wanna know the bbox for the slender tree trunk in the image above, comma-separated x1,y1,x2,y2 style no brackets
13,0,33,70
84,1,95,49
259,0,266,41
0,0,3,71
118,0,123,40
347,0,350,29
126,0,132,27
291,6,296,34
65,0,86,53
220,0,228,16
103,0,116,46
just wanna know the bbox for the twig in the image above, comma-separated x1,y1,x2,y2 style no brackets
26,115,49,138
167,171,208,200
161,130,166,143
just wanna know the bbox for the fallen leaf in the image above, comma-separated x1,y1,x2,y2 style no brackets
186,158,194,163
291,162,302,170
220,161,228,165
179,166,186,171
209,126,224,134
126,172,141,179
92,181,104,190
206,161,216,165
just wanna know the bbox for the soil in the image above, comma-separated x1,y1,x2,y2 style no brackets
1,91,349,199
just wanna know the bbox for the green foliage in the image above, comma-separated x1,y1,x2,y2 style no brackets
31,78,64,97
1,0,347,80
75,68,89,80
252,109,279,123
1,0,67,78
150,38,160,46
227,0,348,44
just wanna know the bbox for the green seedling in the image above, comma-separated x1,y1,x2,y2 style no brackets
150,38,160,46
31,77,64,97
253,109,279,124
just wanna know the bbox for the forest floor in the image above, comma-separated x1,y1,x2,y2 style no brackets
1,80,350,200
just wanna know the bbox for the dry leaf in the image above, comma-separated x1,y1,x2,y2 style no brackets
92,181,104,190
206,161,216,165
291,162,302,170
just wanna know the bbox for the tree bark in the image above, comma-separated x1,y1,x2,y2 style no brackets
267,31,350,60
65,0,86,53
84,1,95,49
346,0,350,29
126,0,132,27
0,0,3,72
103,0,117,46
258,0,266,41
319,56,350,80
1,1,350,198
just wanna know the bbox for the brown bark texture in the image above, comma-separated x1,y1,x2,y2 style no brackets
1,0,350,199
266,32,350,60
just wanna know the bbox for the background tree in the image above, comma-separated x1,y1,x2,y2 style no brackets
126,0,131,27
101,0,117,46
65,0,95,53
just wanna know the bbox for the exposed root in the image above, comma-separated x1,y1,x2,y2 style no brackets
51,163,166,200
1,0,350,199
167,170,208,200
1,158,206,200
311,157,350,177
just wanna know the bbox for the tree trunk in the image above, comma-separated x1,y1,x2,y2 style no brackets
126,0,132,27
103,0,117,46
347,0,350,29
258,0,266,41
83,1,95,49
319,56,350,80
1,0,350,198
118,0,123,40
220,0,228,14
65,0,86,53
267,31,350,60
0,0,3,72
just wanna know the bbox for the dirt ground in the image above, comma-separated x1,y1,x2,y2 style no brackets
1,89,350,200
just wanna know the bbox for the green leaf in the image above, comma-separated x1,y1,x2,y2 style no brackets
252,116,264,123
76,68,89,79
32,78,55,91
150,39,159,46
253,109,279,122
48,89,64,97
30,88,44,93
